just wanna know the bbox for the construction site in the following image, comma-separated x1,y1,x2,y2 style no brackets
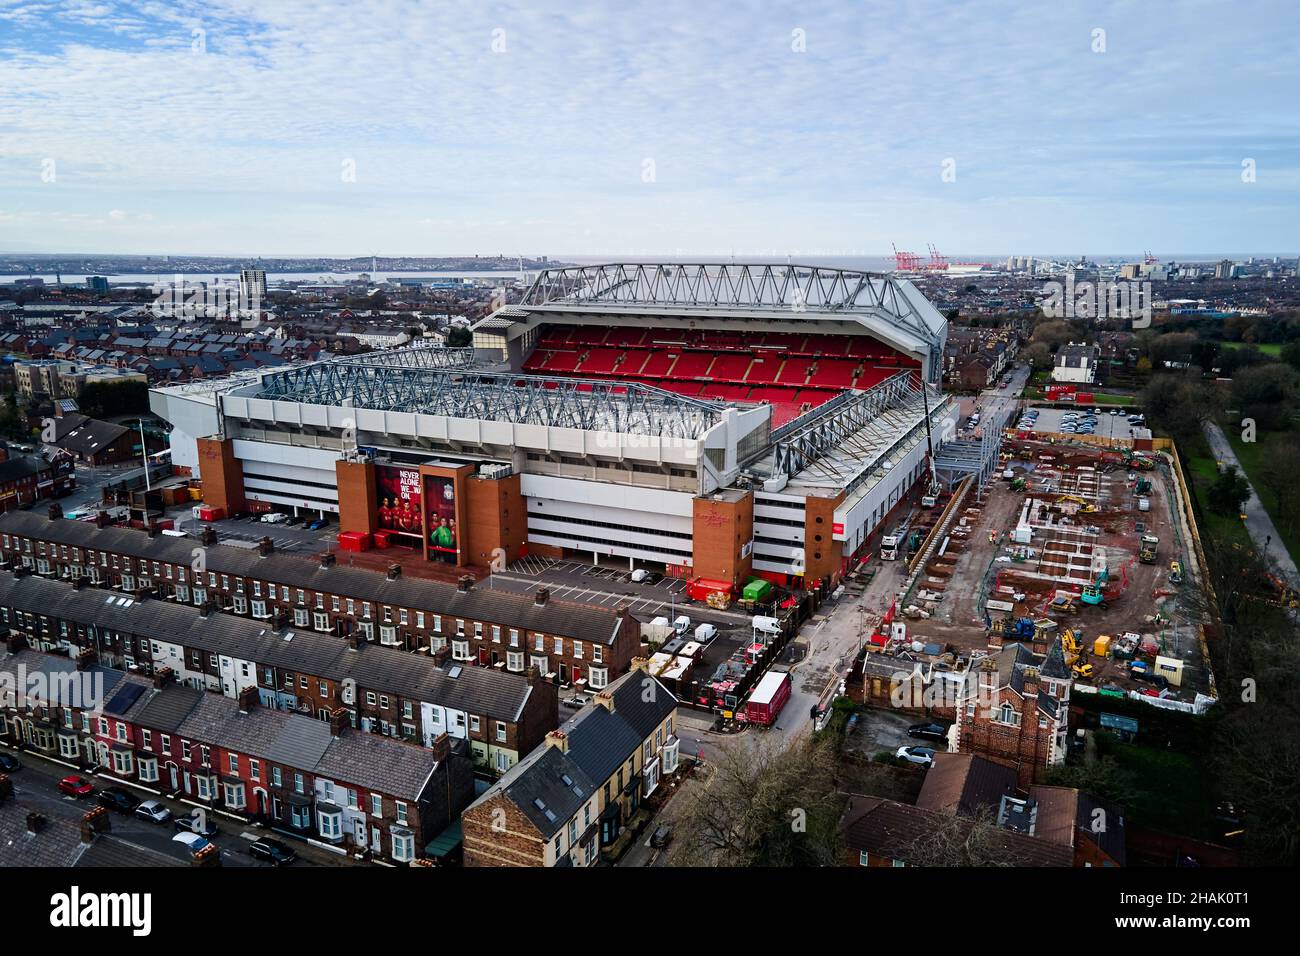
854,434,1215,713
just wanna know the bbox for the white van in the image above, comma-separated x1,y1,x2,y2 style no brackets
672,615,691,635
694,623,718,642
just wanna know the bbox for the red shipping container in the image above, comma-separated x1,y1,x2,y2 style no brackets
337,531,372,552
372,529,392,549
1075,392,1094,404
197,506,224,522
744,671,791,726
686,577,734,602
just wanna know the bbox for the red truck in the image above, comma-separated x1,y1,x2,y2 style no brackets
742,671,792,727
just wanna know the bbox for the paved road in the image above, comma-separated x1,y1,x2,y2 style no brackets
1,745,351,867
1203,419,1300,588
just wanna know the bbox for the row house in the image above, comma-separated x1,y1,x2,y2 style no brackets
0,645,473,863
0,509,642,688
463,660,680,866
0,570,556,774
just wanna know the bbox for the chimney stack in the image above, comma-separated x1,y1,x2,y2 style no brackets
593,690,614,713
347,630,361,651
429,732,451,763
153,666,176,689
94,510,110,529
257,536,274,557
26,811,47,835
534,587,550,607
328,706,349,738
431,644,451,665
47,503,64,521
237,685,258,713
71,575,84,591
199,527,217,547
544,730,568,753
457,575,474,593
6,631,24,653
199,601,213,618
75,647,97,671
147,521,159,538
319,552,336,569
629,656,649,674
81,806,111,843
386,564,402,581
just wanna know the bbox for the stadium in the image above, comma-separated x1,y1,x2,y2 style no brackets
153,263,989,594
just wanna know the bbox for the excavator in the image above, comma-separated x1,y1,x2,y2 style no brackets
1062,627,1094,679
1081,567,1109,606
1056,493,1098,514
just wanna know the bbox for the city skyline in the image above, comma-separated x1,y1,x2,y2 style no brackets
2,0,1298,256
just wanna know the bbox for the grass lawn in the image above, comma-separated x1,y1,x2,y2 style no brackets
1181,430,1252,548
1022,387,1134,406
1224,425,1300,562
1103,739,1216,839
1219,341,1283,356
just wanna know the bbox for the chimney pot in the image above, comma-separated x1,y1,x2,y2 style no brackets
47,503,64,521
26,811,47,835
237,685,258,713
257,536,274,557
386,563,401,580
457,575,474,592
429,732,451,762
534,587,550,606
328,706,349,737
545,730,568,752
319,552,336,569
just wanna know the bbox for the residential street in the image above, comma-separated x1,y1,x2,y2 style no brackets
1202,420,1300,588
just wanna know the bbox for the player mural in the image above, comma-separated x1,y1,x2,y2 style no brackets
424,474,458,562
375,464,423,546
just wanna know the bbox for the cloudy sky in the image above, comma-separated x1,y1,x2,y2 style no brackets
1,0,1297,258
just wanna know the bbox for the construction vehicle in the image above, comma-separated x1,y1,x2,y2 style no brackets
1169,560,1183,585
1062,628,1094,679
1010,477,1027,492
1081,567,1109,606
1138,534,1159,564
1135,477,1153,495
1124,451,1156,471
1056,494,1098,513
919,385,941,507
880,530,904,561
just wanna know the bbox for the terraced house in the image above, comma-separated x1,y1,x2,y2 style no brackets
0,571,556,774
0,645,473,863
0,509,641,688
462,660,679,867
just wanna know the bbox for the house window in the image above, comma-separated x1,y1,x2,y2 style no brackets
370,794,382,817
592,645,603,664
506,651,523,672
588,666,608,689
313,612,331,632
391,829,414,862
495,721,507,743
452,640,471,661
224,782,246,810
859,850,870,867
396,802,408,825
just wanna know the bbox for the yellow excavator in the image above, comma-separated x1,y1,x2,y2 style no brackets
1056,494,1098,514
1063,628,1094,679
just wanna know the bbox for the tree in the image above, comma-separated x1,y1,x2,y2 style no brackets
446,325,473,347
1231,363,1300,431
895,806,1022,867
1280,340,1300,373
1021,342,1052,372
1208,464,1252,516
0,391,26,440
1256,440,1300,538
1141,375,1223,441
77,379,149,418
670,736,843,867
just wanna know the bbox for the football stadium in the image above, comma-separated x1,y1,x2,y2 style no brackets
153,263,997,594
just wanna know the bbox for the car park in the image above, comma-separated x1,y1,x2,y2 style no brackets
97,787,141,814
907,722,948,741
58,775,93,797
249,838,297,865
135,799,172,824
896,746,936,767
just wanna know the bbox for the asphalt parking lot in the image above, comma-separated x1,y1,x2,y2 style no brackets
1015,406,1145,442
167,509,337,553
842,708,939,759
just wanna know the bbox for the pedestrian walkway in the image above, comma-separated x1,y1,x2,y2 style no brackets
1202,420,1300,588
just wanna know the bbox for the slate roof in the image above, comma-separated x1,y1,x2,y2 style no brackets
1030,785,1127,865
0,510,628,646
916,753,1018,817
467,667,677,840
0,572,537,723
839,794,1073,867
50,414,129,456
314,731,442,802
0,456,48,485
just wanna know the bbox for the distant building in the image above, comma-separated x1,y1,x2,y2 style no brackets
1051,342,1099,384
239,269,267,304
1214,259,1235,280
86,276,110,293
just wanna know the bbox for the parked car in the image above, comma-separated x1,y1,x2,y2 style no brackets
562,694,591,709
907,722,948,741
896,746,936,767
97,787,141,814
306,518,328,531
0,752,20,773
172,831,214,858
284,514,304,526
58,775,94,797
260,512,289,524
173,810,219,838
135,799,172,824
248,838,296,865
649,825,673,849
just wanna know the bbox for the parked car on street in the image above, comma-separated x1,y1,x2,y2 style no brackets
0,752,20,773
173,810,220,837
58,775,94,797
135,799,172,824
249,838,296,865
650,825,673,849
97,787,141,814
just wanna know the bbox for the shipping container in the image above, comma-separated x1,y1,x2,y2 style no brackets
687,577,734,603
742,577,774,603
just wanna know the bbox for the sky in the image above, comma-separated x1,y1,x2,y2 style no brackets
1,0,1298,259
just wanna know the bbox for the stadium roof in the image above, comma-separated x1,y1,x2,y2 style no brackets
251,349,725,439
506,262,948,368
